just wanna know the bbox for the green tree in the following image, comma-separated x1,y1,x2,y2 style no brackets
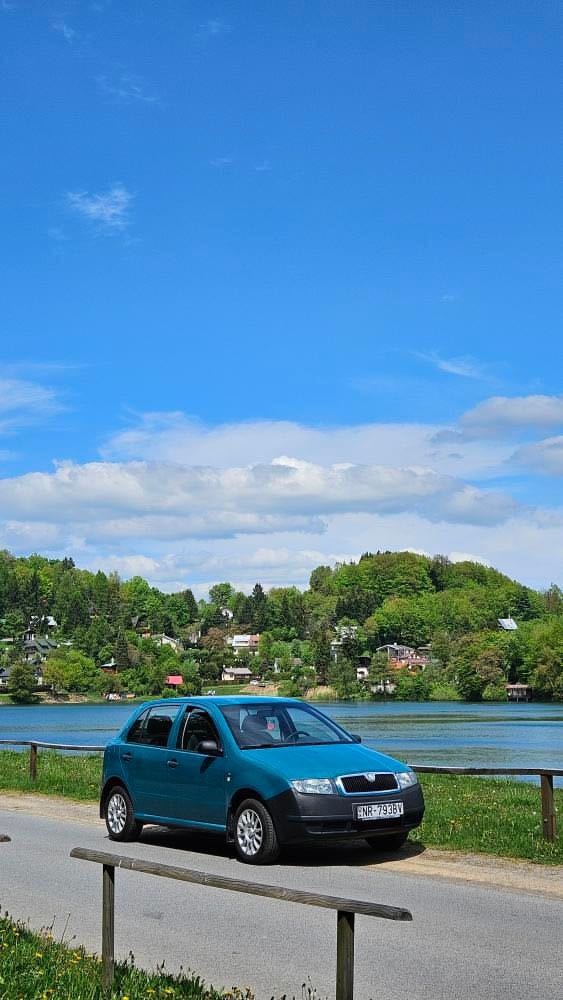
8,662,38,703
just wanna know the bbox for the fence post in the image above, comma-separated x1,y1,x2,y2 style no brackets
29,742,38,781
540,774,556,842
336,910,355,1000
102,864,115,993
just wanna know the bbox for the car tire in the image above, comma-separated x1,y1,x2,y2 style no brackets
104,785,143,842
364,832,408,852
233,798,280,865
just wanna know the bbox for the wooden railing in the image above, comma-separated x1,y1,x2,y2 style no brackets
411,765,561,841
70,846,412,999
0,740,560,840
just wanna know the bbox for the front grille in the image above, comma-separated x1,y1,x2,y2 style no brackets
340,772,398,793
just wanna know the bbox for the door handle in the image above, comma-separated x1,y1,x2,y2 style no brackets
121,752,132,762
167,759,178,769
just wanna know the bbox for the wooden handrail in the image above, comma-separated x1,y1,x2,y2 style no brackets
0,741,559,840
71,846,412,998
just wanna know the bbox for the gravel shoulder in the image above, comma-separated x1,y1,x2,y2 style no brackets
1,791,561,900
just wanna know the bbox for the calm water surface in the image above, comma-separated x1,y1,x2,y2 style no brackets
0,701,561,781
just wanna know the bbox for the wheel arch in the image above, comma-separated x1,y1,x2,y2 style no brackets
100,777,132,818
227,787,271,842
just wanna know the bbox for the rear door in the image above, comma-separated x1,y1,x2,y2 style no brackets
163,707,228,828
119,704,181,817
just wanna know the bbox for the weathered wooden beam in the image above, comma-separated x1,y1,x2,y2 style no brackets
29,742,37,782
412,766,563,775
540,773,557,842
71,848,412,921
101,864,115,993
336,910,355,1000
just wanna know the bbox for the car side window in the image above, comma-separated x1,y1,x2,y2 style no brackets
178,709,220,753
126,705,180,747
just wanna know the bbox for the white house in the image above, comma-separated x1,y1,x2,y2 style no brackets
153,634,183,654
227,634,260,655
221,666,253,682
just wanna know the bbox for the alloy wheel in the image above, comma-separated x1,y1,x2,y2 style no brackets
236,807,264,857
107,792,127,835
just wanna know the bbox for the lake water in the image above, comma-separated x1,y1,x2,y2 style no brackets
0,701,561,782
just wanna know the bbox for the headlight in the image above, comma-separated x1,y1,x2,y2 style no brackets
395,770,418,790
291,778,335,795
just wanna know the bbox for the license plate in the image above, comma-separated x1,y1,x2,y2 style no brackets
355,801,404,821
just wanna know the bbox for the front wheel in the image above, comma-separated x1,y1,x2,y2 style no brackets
104,785,143,842
365,832,408,853
233,798,280,865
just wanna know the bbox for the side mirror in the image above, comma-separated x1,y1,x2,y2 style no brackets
351,734,362,743
197,739,222,756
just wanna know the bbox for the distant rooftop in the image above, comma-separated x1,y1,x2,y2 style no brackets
498,617,518,631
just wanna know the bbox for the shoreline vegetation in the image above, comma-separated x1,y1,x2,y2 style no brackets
0,750,561,864
1,550,562,708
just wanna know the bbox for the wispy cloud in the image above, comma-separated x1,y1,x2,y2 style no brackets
0,375,63,435
52,20,78,44
66,184,134,233
415,350,487,380
96,73,159,105
209,156,234,168
194,19,230,41
255,160,272,173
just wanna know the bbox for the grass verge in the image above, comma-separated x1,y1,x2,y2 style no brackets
0,751,561,864
0,912,249,1000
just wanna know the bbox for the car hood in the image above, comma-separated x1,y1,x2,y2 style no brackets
241,742,408,781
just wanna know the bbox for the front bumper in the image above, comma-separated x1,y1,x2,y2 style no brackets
266,782,425,845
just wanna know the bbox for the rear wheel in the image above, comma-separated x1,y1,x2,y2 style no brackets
104,785,143,842
234,798,280,865
364,832,408,852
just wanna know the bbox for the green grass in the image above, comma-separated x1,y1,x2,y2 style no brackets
0,751,560,864
413,773,563,864
0,750,102,801
0,912,249,1000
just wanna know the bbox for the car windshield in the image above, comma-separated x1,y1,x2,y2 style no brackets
219,702,353,749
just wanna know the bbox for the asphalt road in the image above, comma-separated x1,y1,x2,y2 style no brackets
0,808,561,1000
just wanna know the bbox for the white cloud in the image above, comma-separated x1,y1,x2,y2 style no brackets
103,411,512,481
415,351,487,380
3,406,563,591
512,436,563,476
460,395,563,438
96,74,159,105
66,184,134,232
195,19,230,40
0,375,61,434
210,156,234,168
52,21,77,44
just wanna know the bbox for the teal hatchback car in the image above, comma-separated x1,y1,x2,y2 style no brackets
100,696,424,864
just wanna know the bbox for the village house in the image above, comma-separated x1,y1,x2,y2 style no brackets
221,665,253,682
226,634,260,655
153,634,184,654
376,643,430,670
506,682,532,701
22,634,58,665
131,615,152,639
0,665,11,688
165,674,184,689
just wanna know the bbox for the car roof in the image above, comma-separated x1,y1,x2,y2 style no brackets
139,695,303,708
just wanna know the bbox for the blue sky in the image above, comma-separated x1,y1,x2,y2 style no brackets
1,1,562,594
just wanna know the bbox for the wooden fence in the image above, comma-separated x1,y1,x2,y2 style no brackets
70,845,412,999
0,739,560,840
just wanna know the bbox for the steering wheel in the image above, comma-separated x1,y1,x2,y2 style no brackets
282,729,311,743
